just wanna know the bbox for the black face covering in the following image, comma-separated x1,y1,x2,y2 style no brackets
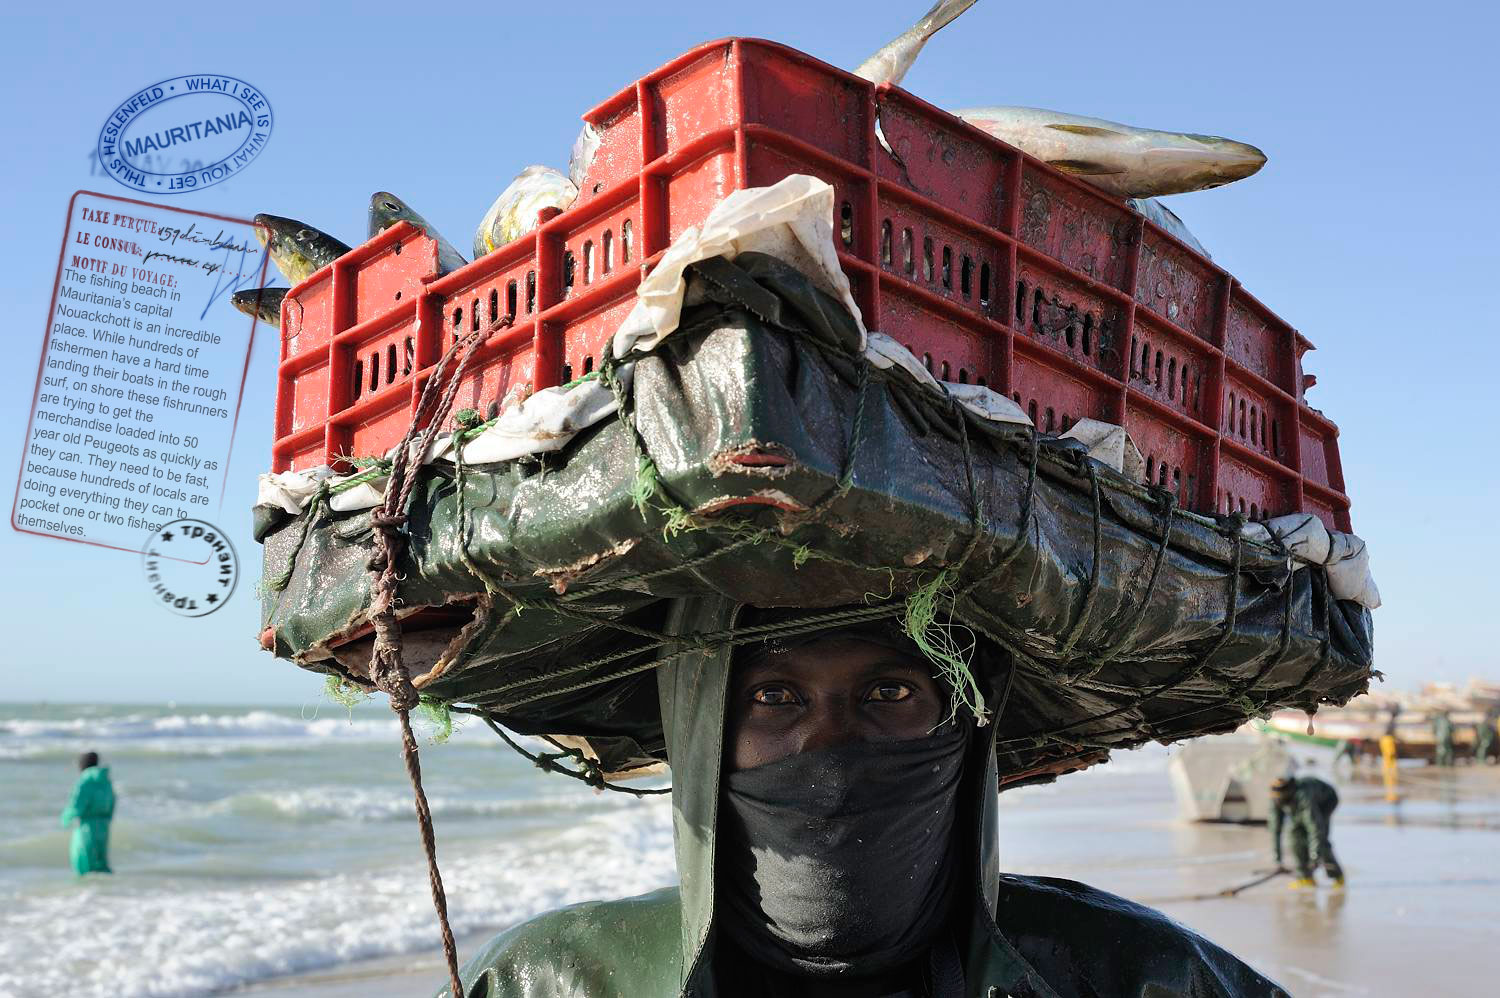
718,721,968,979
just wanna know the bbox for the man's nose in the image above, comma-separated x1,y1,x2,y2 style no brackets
795,698,861,755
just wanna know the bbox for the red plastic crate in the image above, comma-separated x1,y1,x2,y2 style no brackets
271,38,1353,532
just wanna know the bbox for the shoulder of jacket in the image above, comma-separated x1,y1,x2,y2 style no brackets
993,875,1287,994
454,887,683,998
995,874,1186,936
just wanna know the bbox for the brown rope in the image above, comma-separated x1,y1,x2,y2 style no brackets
367,316,510,998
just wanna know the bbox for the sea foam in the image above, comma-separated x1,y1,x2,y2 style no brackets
0,796,677,997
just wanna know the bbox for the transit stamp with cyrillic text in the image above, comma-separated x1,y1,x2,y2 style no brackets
141,518,239,616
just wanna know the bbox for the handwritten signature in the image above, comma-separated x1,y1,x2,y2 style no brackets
199,241,273,321
137,244,270,320
155,222,258,255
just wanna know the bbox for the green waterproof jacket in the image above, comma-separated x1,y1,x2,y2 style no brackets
60,765,114,876
452,598,1287,997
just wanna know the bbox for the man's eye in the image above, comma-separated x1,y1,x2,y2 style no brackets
752,685,799,706
868,682,913,702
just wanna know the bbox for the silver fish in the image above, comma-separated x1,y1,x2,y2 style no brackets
473,166,579,258
1128,198,1209,258
853,0,979,87
569,122,601,191
368,192,469,275
253,213,351,286
952,106,1266,199
230,286,287,327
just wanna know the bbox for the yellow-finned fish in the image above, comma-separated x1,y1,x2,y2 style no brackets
230,286,287,328
368,192,469,275
473,166,579,258
953,106,1266,199
253,214,351,286
853,0,979,86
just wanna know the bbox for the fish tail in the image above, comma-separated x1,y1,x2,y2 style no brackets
856,0,979,86
919,0,979,35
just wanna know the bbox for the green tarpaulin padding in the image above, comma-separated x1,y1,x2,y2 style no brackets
258,253,1373,783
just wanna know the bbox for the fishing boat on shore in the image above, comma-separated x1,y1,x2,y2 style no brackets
1168,733,1291,822
1259,680,1497,760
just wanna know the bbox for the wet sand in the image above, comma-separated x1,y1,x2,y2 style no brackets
234,945,467,997
1003,761,1500,996
242,759,1500,997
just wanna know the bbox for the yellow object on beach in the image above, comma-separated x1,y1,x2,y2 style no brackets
1287,877,1316,889
1380,734,1400,802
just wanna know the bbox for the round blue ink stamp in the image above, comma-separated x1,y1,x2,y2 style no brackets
97,75,273,195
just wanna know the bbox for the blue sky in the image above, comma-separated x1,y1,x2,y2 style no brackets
1,1,1495,704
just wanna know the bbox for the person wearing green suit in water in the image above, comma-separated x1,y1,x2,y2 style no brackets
60,751,114,876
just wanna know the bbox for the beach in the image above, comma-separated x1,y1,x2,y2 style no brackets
4,703,1496,996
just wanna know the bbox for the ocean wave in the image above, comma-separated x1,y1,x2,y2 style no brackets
0,710,401,743
0,798,678,997
219,785,605,823
0,709,492,762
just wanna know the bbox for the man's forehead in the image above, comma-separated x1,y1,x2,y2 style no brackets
736,638,932,678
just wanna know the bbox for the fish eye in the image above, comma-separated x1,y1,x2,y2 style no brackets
383,201,400,212
867,682,913,703
751,684,800,707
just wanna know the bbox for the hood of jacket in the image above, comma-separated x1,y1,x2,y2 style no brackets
657,595,1048,997
76,766,113,793
447,595,1289,997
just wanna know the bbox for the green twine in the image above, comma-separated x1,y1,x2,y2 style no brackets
561,370,604,391
419,696,458,743
619,417,696,539
660,504,696,538
628,449,658,518
899,387,989,725
265,484,330,594
266,464,395,596
618,443,692,537
324,674,370,714
597,348,699,537
904,567,988,724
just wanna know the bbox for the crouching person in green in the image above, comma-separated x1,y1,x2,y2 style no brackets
1270,775,1342,889
451,600,1286,997
60,751,114,876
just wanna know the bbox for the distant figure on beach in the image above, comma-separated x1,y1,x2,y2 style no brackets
1477,709,1498,765
1333,738,1357,772
1270,775,1343,888
60,751,114,876
1431,710,1454,767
